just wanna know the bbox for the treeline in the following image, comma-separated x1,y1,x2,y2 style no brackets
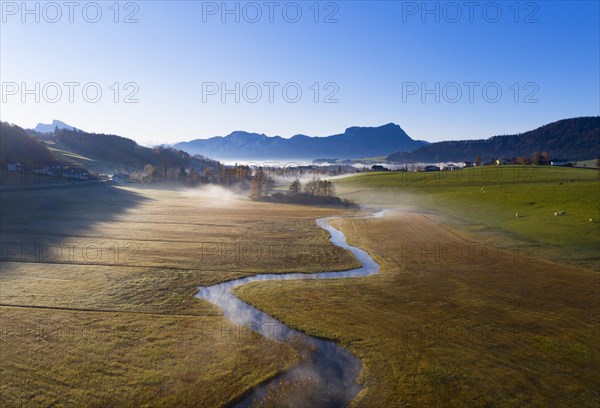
387,117,600,162
0,122,55,167
139,162,252,186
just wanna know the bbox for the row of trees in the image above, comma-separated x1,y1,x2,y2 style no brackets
249,170,337,200
140,163,252,185
289,178,336,197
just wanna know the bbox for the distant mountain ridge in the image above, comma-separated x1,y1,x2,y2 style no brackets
33,120,77,133
387,117,600,163
174,123,429,160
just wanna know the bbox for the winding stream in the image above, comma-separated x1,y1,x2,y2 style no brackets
195,210,385,407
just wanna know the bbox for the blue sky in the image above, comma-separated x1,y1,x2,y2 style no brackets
1,1,598,145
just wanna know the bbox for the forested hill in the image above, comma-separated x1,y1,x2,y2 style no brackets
53,128,197,169
386,117,600,162
1,122,203,173
0,122,56,167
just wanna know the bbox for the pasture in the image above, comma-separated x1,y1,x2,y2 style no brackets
335,166,600,269
0,184,357,406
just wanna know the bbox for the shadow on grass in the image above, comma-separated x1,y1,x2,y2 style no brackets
0,183,151,263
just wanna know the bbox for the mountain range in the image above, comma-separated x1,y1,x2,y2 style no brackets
8,117,599,167
173,123,429,160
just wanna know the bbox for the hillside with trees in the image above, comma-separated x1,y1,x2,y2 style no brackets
1,122,56,168
50,128,250,186
2,122,237,186
53,128,196,173
387,117,600,162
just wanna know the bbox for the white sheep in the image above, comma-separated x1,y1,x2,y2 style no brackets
515,213,519,218
589,218,594,224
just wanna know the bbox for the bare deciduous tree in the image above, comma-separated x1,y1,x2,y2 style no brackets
303,177,335,196
250,167,274,199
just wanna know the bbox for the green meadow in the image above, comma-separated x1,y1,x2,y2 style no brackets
335,166,600,269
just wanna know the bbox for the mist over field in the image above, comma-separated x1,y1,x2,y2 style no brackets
180,184,246,205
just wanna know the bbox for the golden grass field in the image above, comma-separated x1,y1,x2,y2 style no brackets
0,184,358,406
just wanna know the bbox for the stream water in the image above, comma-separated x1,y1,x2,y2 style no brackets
195,210,385,407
